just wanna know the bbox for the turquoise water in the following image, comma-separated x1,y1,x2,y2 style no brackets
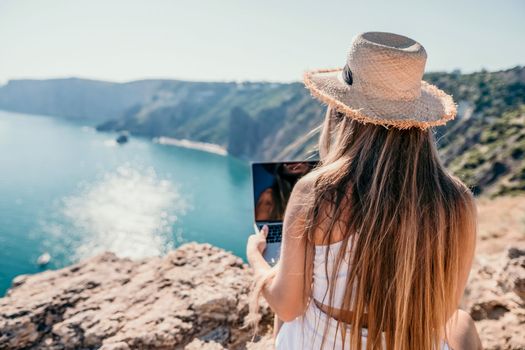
0,110,253,295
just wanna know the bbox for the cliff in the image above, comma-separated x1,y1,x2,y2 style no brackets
1,195,524,350
1,67,524,196
0,78,162,124
0,244,273,350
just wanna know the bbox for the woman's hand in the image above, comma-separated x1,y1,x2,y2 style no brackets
246,225,268,264
246,224,273,283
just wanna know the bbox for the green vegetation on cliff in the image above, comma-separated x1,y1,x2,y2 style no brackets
426,67,525,196
95,81,324,160
444,106,525,197
0,67,523,196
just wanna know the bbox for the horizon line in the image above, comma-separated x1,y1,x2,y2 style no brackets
1,65,523,86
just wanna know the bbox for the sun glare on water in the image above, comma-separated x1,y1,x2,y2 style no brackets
41,164,189,261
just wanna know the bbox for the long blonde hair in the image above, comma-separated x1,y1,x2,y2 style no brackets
249,107,476,350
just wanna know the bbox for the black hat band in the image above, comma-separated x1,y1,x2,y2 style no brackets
342,64,353,85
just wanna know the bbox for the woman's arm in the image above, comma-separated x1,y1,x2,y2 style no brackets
247,176,313,322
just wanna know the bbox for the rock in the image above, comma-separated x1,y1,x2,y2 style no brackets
227,107,258,159
458,195,525,349
100,342,131,350
0,243,272,350
184,338,226,350
501,248,525,300
462,244,525,349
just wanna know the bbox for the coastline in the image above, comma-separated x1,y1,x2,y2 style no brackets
153,136,228,156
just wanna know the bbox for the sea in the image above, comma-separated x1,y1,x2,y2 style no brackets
0,110,253,295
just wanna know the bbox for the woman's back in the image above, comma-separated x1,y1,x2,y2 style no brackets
247,31,481,350
275,238,377,350
309,196,360,317
270,126,477,349
276,211,452,350
276,234,455,349
312,240,354,311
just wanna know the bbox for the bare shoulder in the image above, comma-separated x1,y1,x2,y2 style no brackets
283,172,317,227
292,171,317,197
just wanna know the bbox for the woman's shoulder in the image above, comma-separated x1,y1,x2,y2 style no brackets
291,171,350,245
283,173,318,227
293,171,318,195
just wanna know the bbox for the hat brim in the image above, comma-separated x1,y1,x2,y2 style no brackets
304,68,456,130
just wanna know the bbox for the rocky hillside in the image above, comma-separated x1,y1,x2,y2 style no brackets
98,67,525,197
0,67,523,196
426,67,525,197
95,81,324,162
0,78,162,123
0,195,524,349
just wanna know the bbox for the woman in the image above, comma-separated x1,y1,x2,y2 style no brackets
246,32,482,349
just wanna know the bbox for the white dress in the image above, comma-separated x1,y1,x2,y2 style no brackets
275,240,451,350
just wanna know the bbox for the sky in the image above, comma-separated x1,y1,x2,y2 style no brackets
0,0,524,84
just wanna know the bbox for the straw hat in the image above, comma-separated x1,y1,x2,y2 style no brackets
304,32,456,129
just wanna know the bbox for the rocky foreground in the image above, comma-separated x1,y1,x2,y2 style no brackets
0,196,524,350
0,244,273,350
460,196,525,349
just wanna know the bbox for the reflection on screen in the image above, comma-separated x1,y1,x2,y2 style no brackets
252,161,318,222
